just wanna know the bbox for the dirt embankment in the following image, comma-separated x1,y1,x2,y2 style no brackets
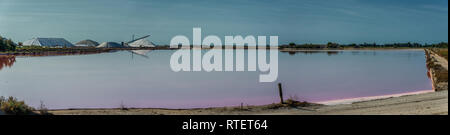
425,49,448,91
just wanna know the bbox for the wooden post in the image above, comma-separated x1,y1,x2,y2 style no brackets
278,83,284,104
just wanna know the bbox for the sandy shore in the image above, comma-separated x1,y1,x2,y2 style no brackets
48,90,448,115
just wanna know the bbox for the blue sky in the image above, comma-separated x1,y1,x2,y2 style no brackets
0,0,448,44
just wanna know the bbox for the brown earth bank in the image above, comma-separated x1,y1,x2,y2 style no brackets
425,49,448,91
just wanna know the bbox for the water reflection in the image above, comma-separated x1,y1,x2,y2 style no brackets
281,50,383,56
128,50,152,59
282,51,341,56
351,51,360,55
0,56,16,71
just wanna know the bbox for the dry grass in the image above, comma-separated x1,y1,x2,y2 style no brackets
265,96,312,109
431,48,448,60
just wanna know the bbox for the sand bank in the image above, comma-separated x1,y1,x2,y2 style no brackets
47,90,447,115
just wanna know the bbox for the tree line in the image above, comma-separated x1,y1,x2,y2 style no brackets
281,42,448,49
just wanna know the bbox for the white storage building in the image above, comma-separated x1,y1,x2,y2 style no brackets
127,36,155,47
23,38,74,47
75,39,99,47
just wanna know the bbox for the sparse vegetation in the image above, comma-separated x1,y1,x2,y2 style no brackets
119,101,128,111
0,96,35,115
265,96,312,109
38,101,51,115
265,103,285,109
431,48,448,60
425,49,448,91
284,96,310,107
326,42,340,48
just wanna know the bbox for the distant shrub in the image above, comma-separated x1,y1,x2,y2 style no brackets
0,96,35,115
38,101,51,115
436,49,448,60
0,36,17,52
16,45,45,51
119,101,128,111
326,42,340,48
285,99,310,107
265,103,285,109
265,96,312,109
288,42,296,48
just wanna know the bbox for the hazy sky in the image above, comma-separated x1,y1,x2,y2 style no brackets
0,0,448,45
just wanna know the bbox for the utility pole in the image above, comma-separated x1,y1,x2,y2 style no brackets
278,83,284,104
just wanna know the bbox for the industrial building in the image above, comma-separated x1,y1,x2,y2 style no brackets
127,35,155,47
75,39,99,47
23,38,74,47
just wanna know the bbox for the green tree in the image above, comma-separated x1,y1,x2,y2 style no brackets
7,38,16,51
326,42,339,48
0,36,17,52
288,42,296,48
0,36,5,51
